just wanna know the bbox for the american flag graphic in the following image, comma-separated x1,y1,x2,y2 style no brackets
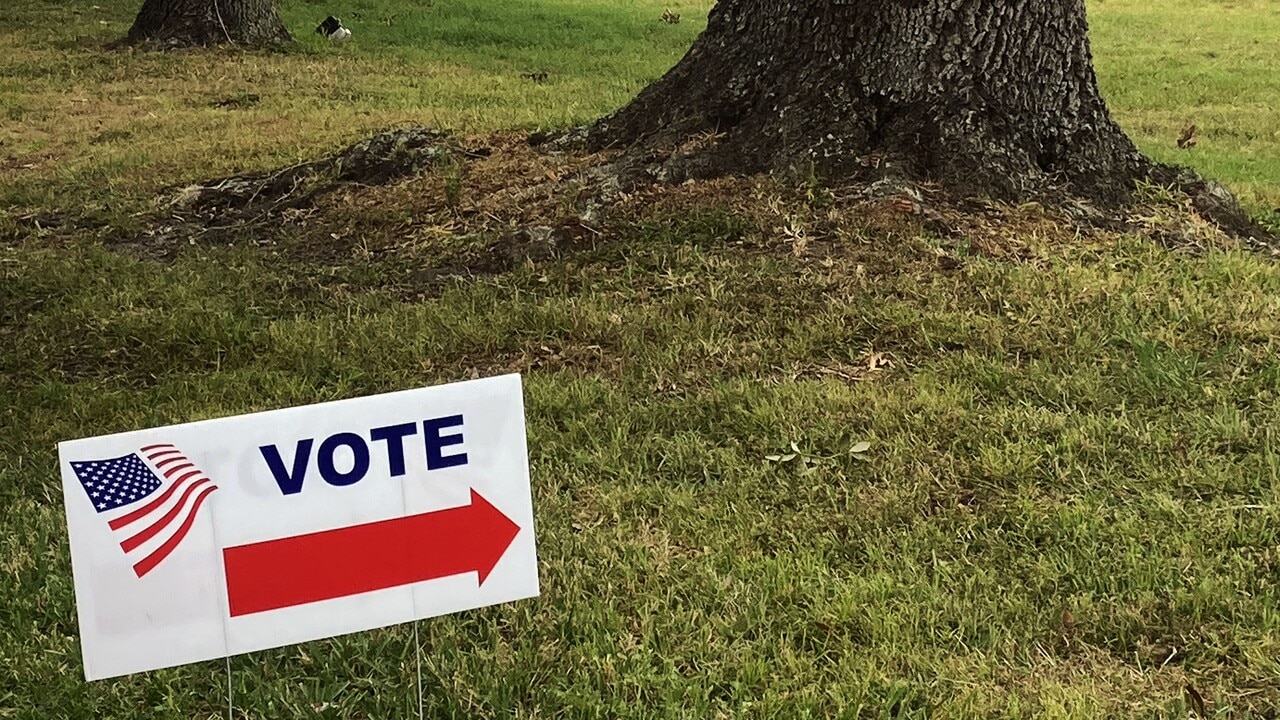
69,444,219,578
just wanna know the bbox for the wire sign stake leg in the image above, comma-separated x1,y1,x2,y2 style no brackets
226,655,234,720
413,621,424,720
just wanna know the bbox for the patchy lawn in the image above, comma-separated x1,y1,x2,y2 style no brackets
1,0,1278,717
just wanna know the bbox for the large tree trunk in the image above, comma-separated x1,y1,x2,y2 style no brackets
589,0,1150,205
126,0,291,47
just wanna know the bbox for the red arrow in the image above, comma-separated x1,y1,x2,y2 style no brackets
222,489,520,617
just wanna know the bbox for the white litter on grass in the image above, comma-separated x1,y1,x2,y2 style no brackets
316,16,352,43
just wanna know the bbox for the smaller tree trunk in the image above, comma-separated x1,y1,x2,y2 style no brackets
126,0,292,47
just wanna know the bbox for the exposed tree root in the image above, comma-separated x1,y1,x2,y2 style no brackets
106,125,1275,264
150,127,467,246
170,127,457,217
538,133,1276,249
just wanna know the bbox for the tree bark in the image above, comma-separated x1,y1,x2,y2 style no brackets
588,0,1151,205
126,0,291,47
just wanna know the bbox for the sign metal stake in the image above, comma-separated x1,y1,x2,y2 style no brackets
414,621,424,720
226,655,233,720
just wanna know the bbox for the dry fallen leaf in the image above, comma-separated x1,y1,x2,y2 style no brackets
1185,684,1207,718
865,352,892,371
1178,123,1198,149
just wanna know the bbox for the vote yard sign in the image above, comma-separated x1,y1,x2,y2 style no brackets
58,374,538,681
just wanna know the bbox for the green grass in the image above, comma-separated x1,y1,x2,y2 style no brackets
1092,0,1280,213
2,0,1280,718
0,0,710,220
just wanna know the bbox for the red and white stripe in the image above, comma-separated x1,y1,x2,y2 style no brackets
105,444,219,578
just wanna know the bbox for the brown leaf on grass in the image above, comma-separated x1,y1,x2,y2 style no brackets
1185,684,1207,717
1178,123,1198,149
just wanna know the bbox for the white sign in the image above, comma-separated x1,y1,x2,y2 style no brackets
58,374,538,681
